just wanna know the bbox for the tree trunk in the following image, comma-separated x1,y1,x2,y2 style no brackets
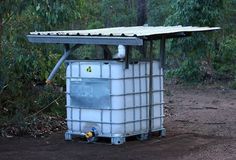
137,0,147,56
137,0,147,26
0,16,3,59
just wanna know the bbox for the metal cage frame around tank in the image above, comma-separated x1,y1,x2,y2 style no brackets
65,60,165,141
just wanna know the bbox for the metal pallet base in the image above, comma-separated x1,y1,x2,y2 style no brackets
64,128,166,145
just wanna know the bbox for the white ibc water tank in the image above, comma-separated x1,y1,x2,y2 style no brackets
65,60,164,139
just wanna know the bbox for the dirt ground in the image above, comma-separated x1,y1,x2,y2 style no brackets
0,84,236,160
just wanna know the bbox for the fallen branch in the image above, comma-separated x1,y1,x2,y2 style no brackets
24,95,63,119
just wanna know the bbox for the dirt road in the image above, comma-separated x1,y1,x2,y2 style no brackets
0,85,236,160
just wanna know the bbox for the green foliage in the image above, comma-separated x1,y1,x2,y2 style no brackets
2,11,65,84
166,0,223,56
213,35,236,80
164,0,236,84
0,0,28,15
78,0,104,29
0,1,83,132
220,0,236,34
101,0,137,27
0,0,30,58
230,81,236,89
165,0,224,82
166,58,203,82
148,0,172,26
166,0,223,26
31,0,84,30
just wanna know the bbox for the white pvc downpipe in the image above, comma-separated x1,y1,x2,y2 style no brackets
113,45,126,59
46,44,80,84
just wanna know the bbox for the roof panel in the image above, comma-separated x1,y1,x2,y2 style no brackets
27,35,143,45
30,26,220,37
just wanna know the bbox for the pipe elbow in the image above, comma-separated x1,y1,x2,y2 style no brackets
113,45,126,59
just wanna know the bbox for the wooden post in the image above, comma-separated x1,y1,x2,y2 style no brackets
148,40,153,135
160,36,166,68
125,46,130,69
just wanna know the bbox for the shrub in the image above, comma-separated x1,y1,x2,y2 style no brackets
166,58,204,83
213,35,236,80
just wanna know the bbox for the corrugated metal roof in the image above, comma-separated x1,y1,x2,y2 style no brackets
30,26,220,37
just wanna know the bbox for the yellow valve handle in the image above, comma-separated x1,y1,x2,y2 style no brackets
85,131,93,139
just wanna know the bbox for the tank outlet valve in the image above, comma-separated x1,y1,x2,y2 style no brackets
82,127,98,143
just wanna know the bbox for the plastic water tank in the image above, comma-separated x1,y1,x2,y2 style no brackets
65,60,164,138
